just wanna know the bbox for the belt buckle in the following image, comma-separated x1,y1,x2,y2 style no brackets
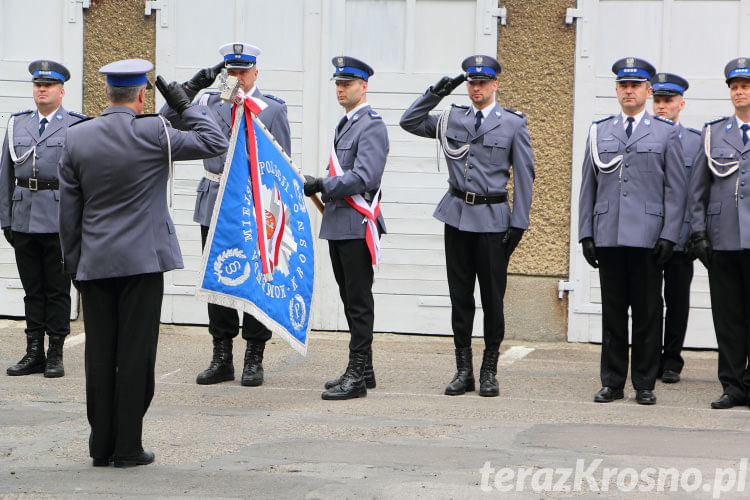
28,178,38,191
464,191,476,205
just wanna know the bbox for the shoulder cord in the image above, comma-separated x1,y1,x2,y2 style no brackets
7,116,36,167
435,108,470,171
704,124,741,206
158,115,174,208
588,122,623,180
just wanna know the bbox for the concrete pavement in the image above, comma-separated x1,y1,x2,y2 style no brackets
1,319,749,499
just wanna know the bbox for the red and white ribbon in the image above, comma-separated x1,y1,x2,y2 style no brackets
328,142,381,265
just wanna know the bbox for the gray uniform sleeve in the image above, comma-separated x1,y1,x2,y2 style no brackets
660,124,687,243
578,130,596,242
689,126,710,234
321,118,388,199
509,116,535,229
161,106,229,162
0,129,12,229
399,90,442,138
58,141,82,274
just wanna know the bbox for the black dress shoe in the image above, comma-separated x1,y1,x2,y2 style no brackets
635,389,656,405
711,393,745,409
661,370,680,384
92,457,112,467
113,450,155,468
594,386,624,403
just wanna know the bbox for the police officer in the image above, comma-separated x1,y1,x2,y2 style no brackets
303,56,388,400
579,57,686,405
161,42,291,388
650,72,701,384
59,59,227,466
689,57,750,409
0,60,86,378
399,55,535,398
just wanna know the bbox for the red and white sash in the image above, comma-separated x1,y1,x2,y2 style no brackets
231,91,280,274
328,142,381,265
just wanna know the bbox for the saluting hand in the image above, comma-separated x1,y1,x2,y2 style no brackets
185,62,225,92
156,76,192,114
430,74,467,97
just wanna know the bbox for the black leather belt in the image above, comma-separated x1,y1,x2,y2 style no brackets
450,186,507,205
17,178,59,191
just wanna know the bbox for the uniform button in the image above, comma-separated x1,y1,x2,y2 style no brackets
742,181,746,187
468,165,474,169
624,163,629,168
470,153,474,157
743,155,747,160
623,178,628,182
623,192,628,197
742,194,746,199
467,177,472,182
472,139,478,144
626,148,631,153
743,170,747,174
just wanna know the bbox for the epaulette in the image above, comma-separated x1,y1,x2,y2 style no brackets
503,107,525,118
705,116,729,126
12,110,33,117
69,117,94,127
593,115,614,124
68,111,87,119
451,104,470,109
203,90,220,94
368,109,382,120
263,93,285,104
654,115,675,125
135,113,160,118
687,127,701,135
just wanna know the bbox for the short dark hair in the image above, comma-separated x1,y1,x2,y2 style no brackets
106,84,145,104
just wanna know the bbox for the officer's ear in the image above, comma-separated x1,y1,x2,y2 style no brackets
361,80,368,94
138,87,146,105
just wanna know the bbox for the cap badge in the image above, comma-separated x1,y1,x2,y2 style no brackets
41,61,49,70
233,43,243,54
476,66,483,73
658,74,666,82
626,57,635,67
475,56,483,65
337,57,344,66
739,58,747,68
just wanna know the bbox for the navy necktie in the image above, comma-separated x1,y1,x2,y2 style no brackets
39,117,48,136
742,124,749,145
625,116,634,138
336,115,348,135
474,110,483,131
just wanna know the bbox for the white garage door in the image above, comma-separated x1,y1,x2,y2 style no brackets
566,0,750,347
155,0,502,335
0,0,85,318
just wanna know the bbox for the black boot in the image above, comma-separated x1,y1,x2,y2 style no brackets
196,337,234,385
241,341,265,387
322,351,367,400
325,348,376,389
44,334,66,378
444,347,475,395
478,349,499,397
7,332,46,376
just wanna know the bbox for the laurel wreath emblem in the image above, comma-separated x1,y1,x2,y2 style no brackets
214,248,251,287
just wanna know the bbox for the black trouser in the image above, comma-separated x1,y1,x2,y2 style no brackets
80,272,163,459
597,247,663,391
12,231,70,337
708,250,750,401
328,238,374,354
444,224,509,352
200,225,271,342
661,251,694,374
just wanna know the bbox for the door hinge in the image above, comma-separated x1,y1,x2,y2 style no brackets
558,280,575,299
565,8,583,25
145,0,169,27
68,0,90,23
483,2,507,34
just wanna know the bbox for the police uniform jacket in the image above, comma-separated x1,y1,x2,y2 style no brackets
675,124,701,251
0,107,85,233
690,116,750,251
160,87,291,226
319,104,388,240
58,105,228,281
399,90,534,233
578,112,686,248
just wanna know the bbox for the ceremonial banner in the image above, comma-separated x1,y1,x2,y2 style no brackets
196,95,314,355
